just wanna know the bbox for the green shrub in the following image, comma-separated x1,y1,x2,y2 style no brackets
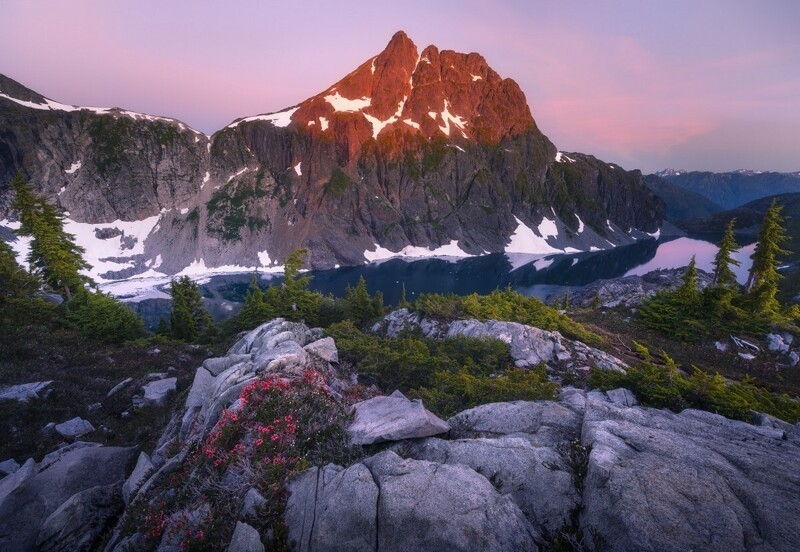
323,167,351,196
414,288,600,344
324,321,555,417
412,364,559,418
65,290,145,343
589,349,800,423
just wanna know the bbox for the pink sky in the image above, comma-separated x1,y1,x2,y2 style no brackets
2,0,798,173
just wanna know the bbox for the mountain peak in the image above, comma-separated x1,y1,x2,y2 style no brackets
243,32,535,159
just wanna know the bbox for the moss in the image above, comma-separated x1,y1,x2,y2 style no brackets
324,167,352,197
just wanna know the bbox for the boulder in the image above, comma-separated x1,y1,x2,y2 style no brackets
0,457,36,503
405,436,579,540
606,387,638,407
36,482,124,552
303,337,339,364
0,458,20,476
228,521,264,552
580,395,800,551
0,445,135,551
448,400,582,447
766,333,790,354
252,340,309,376
55,417,95,440
286,450,537,552
122,452,153,504
202,354,252,377
0,381,52,401
447,319,560,367
790,351,800,367
240,487,267,519
141,377,177,407
347,390,449,445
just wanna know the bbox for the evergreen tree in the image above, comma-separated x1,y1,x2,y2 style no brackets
345,276,376,327
399,283,409,308
745,200,790,315
677,255,699,302
170,276,213,341
712,219,741,287
11,173,92,299
561,291,570,311
280,248,320,322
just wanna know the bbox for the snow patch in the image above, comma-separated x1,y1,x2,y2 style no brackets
403,119,420,130
471,74,483,81
228,168,248,182
370,57,376,75
646,228,661,240
363,98,406,139
294,162,302,176
319,117,329,131
438,100,467,137
324,92,371,113
364,240,472,262
428,111,438,120
64,161,82,174
58,214,162,282
576,215,585,234
228,107,298,129
201,171,210,189
58,186,66,196
555,152,576,163
505,216,562,255
180,208,189,215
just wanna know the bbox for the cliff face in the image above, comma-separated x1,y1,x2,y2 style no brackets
0,32,665,278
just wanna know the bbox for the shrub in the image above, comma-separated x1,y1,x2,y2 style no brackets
412,364,559,418
324,321,557,416
323,167,351,196
414,288,600,344
589,349,800,423
65,290,145,343
128,369,361,550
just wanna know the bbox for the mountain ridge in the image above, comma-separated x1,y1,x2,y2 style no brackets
0,31,666,277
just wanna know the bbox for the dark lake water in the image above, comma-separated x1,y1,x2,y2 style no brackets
126,236,755,329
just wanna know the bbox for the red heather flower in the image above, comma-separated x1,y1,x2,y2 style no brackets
270,434,280,442
254,438,264,447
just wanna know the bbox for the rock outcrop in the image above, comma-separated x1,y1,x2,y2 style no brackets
89,316,799,551
0,443,135,551
373,308,628,375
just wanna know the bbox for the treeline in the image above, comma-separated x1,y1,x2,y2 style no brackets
639,201,799,339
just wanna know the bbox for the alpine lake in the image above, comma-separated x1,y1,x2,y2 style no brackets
123,236,756,329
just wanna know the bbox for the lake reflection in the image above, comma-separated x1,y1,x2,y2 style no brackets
128,236,751,328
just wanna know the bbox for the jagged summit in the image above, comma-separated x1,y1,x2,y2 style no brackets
230,31,536,152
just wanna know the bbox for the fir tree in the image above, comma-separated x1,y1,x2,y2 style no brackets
745,200,790,315
11,173,92,299
712,219,741,287
346,276,379,327
677,255,699,302
399,283,409,308
561,291,570,311
170,276,213,341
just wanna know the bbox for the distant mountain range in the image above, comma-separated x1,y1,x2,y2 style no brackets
653,169,800,210
0,31,665,281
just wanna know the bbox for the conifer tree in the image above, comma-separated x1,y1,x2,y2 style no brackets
712,219,741,287
745,200,790,315
346,276,378,327
11,173,92,299
170,276,213,341
677,255,699,301
399,283,409,308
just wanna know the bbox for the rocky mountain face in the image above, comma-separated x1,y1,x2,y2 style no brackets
1,32,665,278
654,169,800,210
644,174,723,221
